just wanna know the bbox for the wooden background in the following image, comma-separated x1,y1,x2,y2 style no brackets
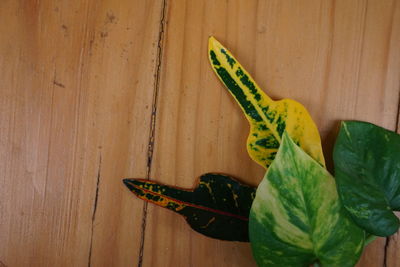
1,0,400,266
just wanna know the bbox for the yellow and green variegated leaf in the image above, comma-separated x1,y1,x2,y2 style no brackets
249,132,364,266
208,37,325,169
123,173,256,241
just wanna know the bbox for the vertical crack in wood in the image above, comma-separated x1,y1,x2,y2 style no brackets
383,236,390,267
385,3,399,266
137,1,167,267
388,71,400,267
395,85,400,132
88,154,102,267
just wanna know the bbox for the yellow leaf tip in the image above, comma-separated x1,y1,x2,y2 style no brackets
208,36,222,50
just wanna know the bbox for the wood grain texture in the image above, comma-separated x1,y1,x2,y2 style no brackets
0,0,163,266
1,0,400,266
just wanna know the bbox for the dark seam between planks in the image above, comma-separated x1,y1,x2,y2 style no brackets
385,2,399,266
384,98,400,267
80,2,101,266
384,90,400,266
88,154,102,267
383,236,390,267
385,2,400,266
137,1,168,267
387,57,400,267
395,82,400,133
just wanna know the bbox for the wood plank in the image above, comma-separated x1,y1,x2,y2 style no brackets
85,1,165,267
0,0,163,266
142,0,400,266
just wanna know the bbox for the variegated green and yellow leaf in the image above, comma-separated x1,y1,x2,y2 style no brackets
123,173,256,242
208,37,325,168
249,132,364,266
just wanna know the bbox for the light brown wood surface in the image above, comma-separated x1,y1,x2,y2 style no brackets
1,0,399,266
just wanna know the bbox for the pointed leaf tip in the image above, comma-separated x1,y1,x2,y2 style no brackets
123,178,148,192
123,178,133,190
208,35,217,45
207,37,325,169
124,173,256,242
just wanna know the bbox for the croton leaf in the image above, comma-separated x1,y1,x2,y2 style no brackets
123,173,256,241
249,132,364,266
333,121,400,236
208,36,325,169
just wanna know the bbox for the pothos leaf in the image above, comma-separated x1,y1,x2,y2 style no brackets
123,173,256,242
249,132,364,267
333,121,400,236
208,37,325,169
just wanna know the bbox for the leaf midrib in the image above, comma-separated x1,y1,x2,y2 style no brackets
133,184,249,221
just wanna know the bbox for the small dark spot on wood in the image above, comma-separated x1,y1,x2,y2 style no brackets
61,25,68,37
257,25,267,34
0,260,7,267
100,31,108,38
89,38,95,52
53,80,65,88
106,12,116,24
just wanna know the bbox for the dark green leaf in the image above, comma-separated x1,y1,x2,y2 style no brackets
333,121,400,236
123,173,256,242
